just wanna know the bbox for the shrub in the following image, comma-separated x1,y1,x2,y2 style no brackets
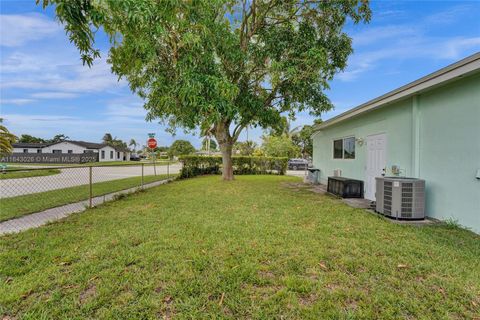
178,155,287,179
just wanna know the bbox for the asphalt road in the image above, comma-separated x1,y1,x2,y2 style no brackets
0,164,182,198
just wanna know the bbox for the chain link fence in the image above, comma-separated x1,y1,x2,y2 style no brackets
0,162,180,234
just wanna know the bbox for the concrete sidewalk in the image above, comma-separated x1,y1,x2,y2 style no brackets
0,178,174,236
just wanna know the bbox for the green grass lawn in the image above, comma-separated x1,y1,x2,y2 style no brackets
0,176,479,319
0,168,61,180
0,174,173,222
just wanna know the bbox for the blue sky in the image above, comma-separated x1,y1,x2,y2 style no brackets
1,1,479,148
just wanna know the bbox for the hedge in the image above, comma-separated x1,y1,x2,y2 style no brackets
178,155,288,179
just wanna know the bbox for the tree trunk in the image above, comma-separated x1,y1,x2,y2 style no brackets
215,121,235,181
220,142,234,180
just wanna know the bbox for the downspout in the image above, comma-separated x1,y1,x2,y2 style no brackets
411,95,420,178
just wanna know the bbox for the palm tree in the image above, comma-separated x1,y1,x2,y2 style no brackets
200,123,215,155
271,116,301,138
102,133,113,144
0,119,17,156
129,139,138,152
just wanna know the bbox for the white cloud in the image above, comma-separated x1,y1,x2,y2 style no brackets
424,5,473,25
339,36,480,82
338,4,480,82
0,13,60,47
31,92,79,99
1,57,126,93
105,104,147,118
352,26,419,47
0,98,36,106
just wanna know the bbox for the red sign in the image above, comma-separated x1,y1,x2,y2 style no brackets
147,138,157,149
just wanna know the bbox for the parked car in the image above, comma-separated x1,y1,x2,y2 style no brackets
288,158,310,170
130,154,141,161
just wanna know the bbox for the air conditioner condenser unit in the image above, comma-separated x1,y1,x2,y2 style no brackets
375,177,425,220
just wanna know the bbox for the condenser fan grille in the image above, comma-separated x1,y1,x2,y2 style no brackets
377,178,425,220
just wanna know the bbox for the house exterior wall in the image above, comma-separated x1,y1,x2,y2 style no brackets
42,142,87,154
13,148,43,153
416,73,480,232
99,146,117,162
312,73,480,232
312,98,413,184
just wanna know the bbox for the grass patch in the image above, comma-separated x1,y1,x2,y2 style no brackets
0,176,478,319
0,168,61,180
0,174,173,222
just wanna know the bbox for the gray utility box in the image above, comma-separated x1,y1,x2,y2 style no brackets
376,177,425,220
306,168,320,184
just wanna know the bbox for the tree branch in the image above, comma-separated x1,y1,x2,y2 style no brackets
232,123,247,142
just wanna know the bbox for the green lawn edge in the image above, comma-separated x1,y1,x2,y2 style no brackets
0,168,61,180
0,174,175,222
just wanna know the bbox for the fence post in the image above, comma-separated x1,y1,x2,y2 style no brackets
141,163,144,189
89,166,93,208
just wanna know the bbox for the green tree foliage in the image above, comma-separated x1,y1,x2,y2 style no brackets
18,134,45,143
168,140,196,159
291,120,322,158
262,135,300,158
0,119,17,156
110,139,129,151
233,141,257,156
292,125,313,158
129,139,138,152
102,133,113,144
202,138,218,152
269,116,300,138
41,0,370,179
49,134,69,143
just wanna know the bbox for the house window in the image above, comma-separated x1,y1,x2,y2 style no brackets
68,150,73,154
110,151,113,159
333,137,355,159
333,140,343,159
23,149,28,153
37,149,42,153
53,150,62,154
117,152,120,159
101,150,105,159
344,137,355,159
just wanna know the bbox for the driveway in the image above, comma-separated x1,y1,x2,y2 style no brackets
0,163,182,198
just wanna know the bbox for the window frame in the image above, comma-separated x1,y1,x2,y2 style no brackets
332,136,356,160
333,139,343,159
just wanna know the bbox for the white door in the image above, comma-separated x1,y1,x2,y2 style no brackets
365,133,387,200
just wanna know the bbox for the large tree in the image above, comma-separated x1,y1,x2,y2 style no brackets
42,0,370,180
292,119,322,158
49,134,69,143
18,134,45,143
262,135,300,158
167,140,196,159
